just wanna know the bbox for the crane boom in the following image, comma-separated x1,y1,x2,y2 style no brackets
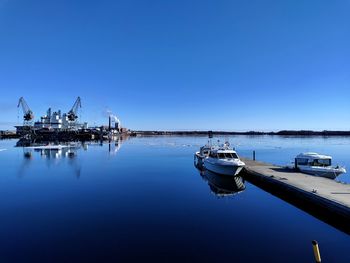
17,97,34,121
67,97,82,121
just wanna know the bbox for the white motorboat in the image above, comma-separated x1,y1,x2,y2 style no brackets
195,142,245,176
287,152,346,179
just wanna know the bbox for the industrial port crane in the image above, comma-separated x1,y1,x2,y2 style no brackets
17,97,34,124
67,97,82,121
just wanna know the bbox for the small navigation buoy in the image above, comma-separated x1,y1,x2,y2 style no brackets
312,240,321,263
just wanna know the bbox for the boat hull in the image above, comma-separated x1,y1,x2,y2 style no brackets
298,167,345,179
204,160,244,176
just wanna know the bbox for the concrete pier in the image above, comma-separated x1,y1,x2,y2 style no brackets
241,158,350,234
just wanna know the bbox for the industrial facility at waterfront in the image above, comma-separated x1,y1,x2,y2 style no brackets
14,97,128,140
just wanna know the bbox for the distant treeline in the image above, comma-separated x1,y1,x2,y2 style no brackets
3,129,350,139
133,130,350,136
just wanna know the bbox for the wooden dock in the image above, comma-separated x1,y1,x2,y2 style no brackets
241,158,350,234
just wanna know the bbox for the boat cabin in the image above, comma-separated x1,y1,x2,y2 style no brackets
295,153,332,167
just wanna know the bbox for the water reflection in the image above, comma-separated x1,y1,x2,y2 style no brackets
29,145,78,159
194,163,245,197
108,137,122,156
17,143,82,178
15,136,127,178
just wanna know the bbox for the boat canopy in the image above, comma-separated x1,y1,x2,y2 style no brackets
296,152,332,160
296,152,332,167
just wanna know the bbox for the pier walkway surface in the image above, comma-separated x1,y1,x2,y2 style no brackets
241,158,350,224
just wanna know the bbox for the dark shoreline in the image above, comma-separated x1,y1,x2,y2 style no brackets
3,129,350,140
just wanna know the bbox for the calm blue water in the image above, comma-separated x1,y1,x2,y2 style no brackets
0,136,349,262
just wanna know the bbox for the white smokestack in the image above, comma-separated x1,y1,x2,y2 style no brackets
109,114,121,129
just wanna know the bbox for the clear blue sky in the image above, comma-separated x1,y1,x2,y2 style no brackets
0,0,349,131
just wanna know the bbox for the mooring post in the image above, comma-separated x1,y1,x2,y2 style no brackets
295,158,298,170
312,240,321,263
253,150,256,161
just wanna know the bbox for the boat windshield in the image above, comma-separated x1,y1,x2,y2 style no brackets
312,159,331,167
217,152,239,159
296,158,309,165
209,152,218,158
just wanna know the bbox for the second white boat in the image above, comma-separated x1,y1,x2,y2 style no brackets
287,152,346,179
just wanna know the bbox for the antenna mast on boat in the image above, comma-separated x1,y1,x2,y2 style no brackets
208,130,213,147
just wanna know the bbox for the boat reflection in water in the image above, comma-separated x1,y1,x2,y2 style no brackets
16,136,127,178
22,143,80,160
194,162,245,197
17,142,82,178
